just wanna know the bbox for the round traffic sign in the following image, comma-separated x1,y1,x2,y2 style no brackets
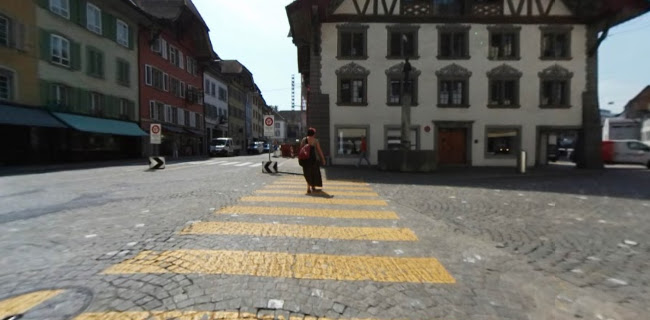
265,117,274,126
151,124,161,134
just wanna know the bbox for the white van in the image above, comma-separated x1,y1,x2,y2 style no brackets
602,140,650,169
209,137,241,157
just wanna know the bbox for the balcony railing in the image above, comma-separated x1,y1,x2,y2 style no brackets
400,0,502,17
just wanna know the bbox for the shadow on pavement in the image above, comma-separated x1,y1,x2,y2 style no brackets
321,163,650,201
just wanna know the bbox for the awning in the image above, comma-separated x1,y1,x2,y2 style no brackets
185,128,205,136
163,125,184,134
52,112,147,136
0,104,67,128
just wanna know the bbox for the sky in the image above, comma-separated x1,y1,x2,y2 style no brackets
193,0,650,114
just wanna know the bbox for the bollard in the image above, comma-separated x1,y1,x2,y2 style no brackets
517,150,527,174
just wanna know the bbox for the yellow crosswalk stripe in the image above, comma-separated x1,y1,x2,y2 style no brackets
75,311,405,320
216,206,398,219
241,196,387,206
264,184,373,191
0,290,64,318
103,250,455,284
273,181,369,186
181,222,417,241
255,189,379,197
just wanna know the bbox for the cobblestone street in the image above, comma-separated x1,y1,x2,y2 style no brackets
0,158,648,320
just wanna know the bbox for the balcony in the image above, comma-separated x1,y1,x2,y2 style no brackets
401,0,502,17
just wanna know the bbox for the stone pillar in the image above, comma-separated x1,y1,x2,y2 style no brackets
576,24,604,169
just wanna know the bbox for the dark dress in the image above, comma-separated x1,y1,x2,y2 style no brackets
301,138,323,187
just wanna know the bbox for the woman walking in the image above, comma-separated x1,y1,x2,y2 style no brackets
300,128,326,194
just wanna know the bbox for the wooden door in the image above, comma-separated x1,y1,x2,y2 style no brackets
438,128,467,165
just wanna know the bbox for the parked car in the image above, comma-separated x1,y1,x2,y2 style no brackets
247,142,264,154
210,137,240,157
602,140,650,168
263,143,271,153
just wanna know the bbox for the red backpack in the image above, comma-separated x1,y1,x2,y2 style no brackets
298,142,312,160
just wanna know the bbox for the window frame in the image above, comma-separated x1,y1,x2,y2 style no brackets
337,24,369,60
385,62,420,106
49,0,70,19
50,34,70,67
436,25,470,60
90,92,103,115
335,62,369,106
538,64,573,109
486,64,522,109
485,126,522,159
386,25,420,60
0,68,14,101
116,58,130,87
384,125,420,151
50,83,69,106
436,63,471,108
116,19,129,47
540,25,573,60
487,25,521,61
86,3,102,35
86,46,104,78
334,125,370,158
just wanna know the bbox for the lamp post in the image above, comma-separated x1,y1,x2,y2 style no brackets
401,58,412,151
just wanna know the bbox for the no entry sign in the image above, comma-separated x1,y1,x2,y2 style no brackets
150,123,161,144
264,115,274,137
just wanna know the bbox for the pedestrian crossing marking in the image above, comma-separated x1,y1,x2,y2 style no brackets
234,162,253,166
264,185,374,191
219,161,239,166
0,290,64,318
250,163,263,167
181,222,417,241
241,196,387,206
216,206,399,219
102,249,455,283
273,181,369,186
74,311,405,320
255,189,380,197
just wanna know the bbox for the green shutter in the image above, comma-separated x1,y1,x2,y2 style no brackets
71,41,81,70
129,100,136,121
70,0,81,25
40,80,51,107
39,29,51,61
77,88,90,114
98,49,104,78
102,12,115,40
128,26,134,50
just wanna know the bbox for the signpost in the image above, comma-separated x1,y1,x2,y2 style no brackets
263,115,276,168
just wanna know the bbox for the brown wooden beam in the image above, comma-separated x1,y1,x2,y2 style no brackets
326,14,590,24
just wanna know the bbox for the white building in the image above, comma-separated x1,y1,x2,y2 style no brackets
603,118,641,141
204,65,229,140
642,119,650,143
287,0,649,168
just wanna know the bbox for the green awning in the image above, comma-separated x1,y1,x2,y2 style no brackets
0,104,67,128
53,112,147,136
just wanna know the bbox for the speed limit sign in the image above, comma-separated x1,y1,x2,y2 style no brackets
263,115,274,137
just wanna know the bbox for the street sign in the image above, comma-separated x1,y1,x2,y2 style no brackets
264,115,274,137
149,156,165,169
150,123,161,144
262,161,278,173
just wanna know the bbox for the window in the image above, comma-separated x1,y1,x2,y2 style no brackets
204,80,210,95
86,3,102,35
486,127,521,157
218,87,227,101
163,73,169,91
336,62,369,106
538,64,573,108
488,25,521,60
195,113,201,128
172,106,179,124
211,83,216,97
144,65,152,85
337,24,368,59
186,57,197,75
50,83,68,106
147,66,167,91
49,0,70,19
436,63,471,108
184,110,190,126
335,127,368,156
386,25,419,59
385,62,420,106
169,46,184,68
151,37,161,54
180,81,186,98
0,15,8,47
170,77,180,97
50,35,70,67
87,47,104,78
116,20,129,47
628,141,650,152
116,59,130,86
487,64,521,108
541,26,572,59
119,99,130,118
90,92,103,115
0,68,14,101
437,25,470,59
385,126,418,151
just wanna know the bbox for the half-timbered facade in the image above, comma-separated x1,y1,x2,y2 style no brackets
287,0,650,168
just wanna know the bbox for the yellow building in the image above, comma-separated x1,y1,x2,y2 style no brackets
0,0,39,105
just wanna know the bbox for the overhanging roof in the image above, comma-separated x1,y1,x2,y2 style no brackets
0,104,67,128
53,113,148,136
